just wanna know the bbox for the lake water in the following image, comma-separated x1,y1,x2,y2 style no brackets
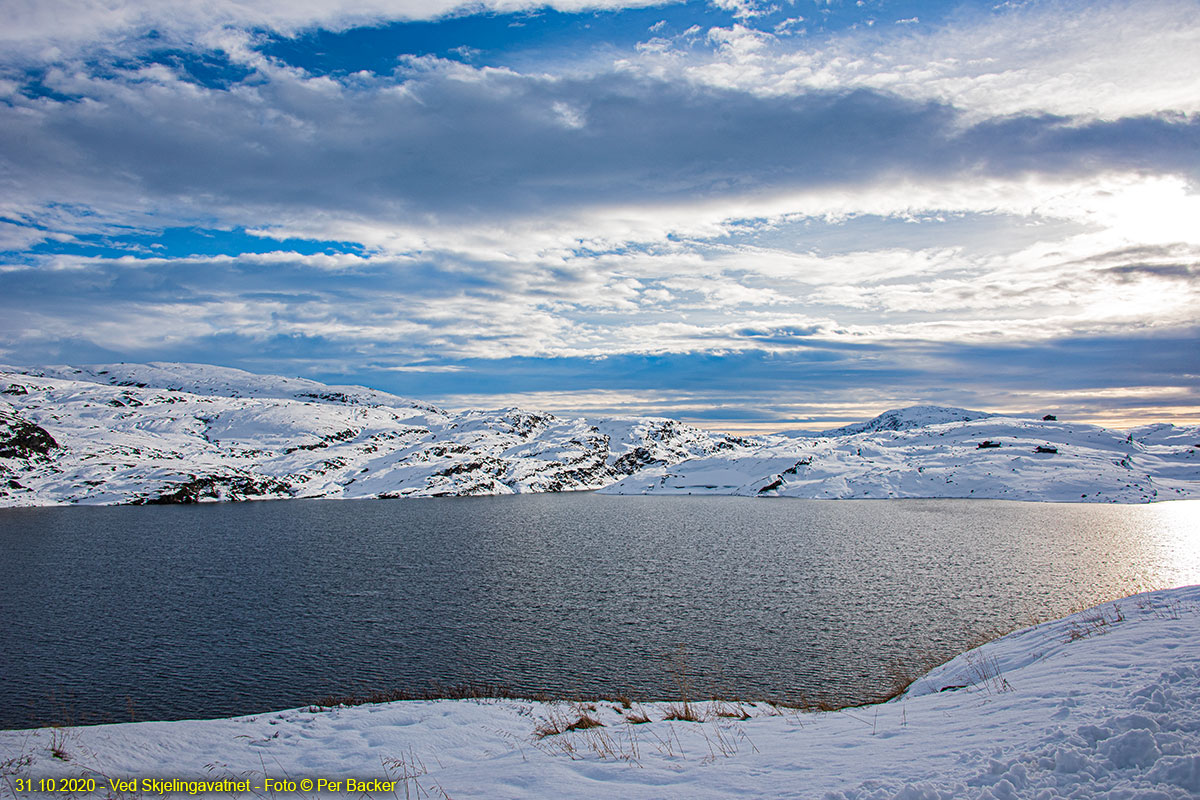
1,494,1198,729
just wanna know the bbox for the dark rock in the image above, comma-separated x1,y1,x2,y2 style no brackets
0,410,59,458
612,447,663,474
758,477,784,494
782,457,812,475
133,475,294,504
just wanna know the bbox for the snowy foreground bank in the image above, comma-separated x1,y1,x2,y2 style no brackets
3,588,1199,799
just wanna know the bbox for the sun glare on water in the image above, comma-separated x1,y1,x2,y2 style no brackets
1142,499,1200,587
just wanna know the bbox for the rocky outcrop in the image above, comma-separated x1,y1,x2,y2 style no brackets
0,407,58,459
0,363,748,507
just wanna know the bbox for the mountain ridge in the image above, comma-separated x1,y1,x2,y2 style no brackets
603,415,1200,503
0,362,746,506
2,362,1197,506
818,405,997,436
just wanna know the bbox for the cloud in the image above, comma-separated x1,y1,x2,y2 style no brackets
1103,264,1197,280
4,57,1198,251
0,0,1197,425
378,364,468,372
707,0,776,21
1,1,1197,274
664,0,1200,121
3,210,1194,369
388,334,1200,429
0,67,941,225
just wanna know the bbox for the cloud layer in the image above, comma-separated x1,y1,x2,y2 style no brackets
1,0,1198,428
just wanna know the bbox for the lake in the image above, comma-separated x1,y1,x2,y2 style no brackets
1,494,1198,729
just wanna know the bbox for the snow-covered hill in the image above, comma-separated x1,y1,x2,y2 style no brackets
603,408,1200,503
2,364,1197,507
0,363,746,507
819,405,996,436
4,586,1198,798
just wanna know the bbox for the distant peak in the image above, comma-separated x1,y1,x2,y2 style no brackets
822,405,994,436
13,362,445,415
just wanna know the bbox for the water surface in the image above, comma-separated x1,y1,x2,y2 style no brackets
1,495,1197,728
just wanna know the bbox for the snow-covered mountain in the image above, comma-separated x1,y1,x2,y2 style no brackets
819,405,996,436
0,363,747,507
2,363,1197,506
602,411,1200,503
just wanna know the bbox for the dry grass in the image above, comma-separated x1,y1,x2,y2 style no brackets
48,728,71,761
530,705,642,764
964,650,1013,695
0,751,35,800
310,682,535,710
876,647,966,703
565,713,605,732
1066,601,1127,641
532,704,607,739
381,748,456,800
661,702,702,723
710,699,751,720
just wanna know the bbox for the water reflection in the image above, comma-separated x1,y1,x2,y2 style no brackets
0,496,1196,728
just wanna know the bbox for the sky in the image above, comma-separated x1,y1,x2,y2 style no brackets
1,0,1198,432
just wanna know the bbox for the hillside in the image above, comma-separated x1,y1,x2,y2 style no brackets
603,408,1200,503
0,363,746,507
2,364,1197,507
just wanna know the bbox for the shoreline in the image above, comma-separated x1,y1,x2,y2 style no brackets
0,578,1170,735
4,492,1200,512
4,586,1198,798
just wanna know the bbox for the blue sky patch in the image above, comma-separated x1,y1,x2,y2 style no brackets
256,0,974,75
12,225,367,261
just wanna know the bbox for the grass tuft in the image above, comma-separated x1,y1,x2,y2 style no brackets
624,709,653,724
533,704,607,739
565,713,605,732
662,702,702,722
49,728,70,761
310,682,536,710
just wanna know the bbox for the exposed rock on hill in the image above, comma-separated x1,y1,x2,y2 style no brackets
0,363,744,506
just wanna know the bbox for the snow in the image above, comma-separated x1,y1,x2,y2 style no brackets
0,363,740,506
819,405,997,437
4,586,1199,799
603,415,1200,503
23,362,442,413
2,362,1198,507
